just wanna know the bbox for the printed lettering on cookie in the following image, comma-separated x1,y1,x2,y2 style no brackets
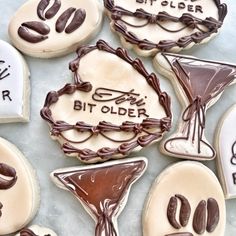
154,52,236,161
9,0,103,58
104,0,227,56
51,157,147,236
143,161,226,236
40,40,172,163
0,40,30,123
216,104,236,199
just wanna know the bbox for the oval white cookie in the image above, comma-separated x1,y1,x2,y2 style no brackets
216,104,236,199
15,225,57,236
143,161,226,236
40,40,172,163
9,0,103,58
104,0,227,56
0,40,30,123
0,137,40,235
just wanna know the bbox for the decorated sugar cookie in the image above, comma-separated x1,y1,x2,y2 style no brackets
41,40,172,163
154,52,236,160
0,137,39,235
16,225,57,236
0,40,30,123
143,161,226,236
104,0,227,56
9,0,103,58
216,104,236,199
51,157,147,236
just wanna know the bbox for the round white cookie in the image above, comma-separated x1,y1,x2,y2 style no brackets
0,137,40,235
143,161,226,236
215,104,236,199
15,225,57,236
0,40,30,123
8,0,103,58
104,0,227,56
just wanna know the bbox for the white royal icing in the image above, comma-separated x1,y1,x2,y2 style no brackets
217,104,236,199
0,40,29,122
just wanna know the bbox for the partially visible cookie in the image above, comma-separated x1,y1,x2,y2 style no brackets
0,40,30,123
104,0,227,56
41,40,171,163
154,52,236,160
143,161,226,236
16,225,57,236
51,157,147,236
0,137,40,235
215,104,236,199
9,0,103,58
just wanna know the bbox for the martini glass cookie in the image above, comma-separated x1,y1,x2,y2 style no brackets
143,161,226,236
154,52,236,160
215,104,236,199
8,0,103,58
0,137,40,235
51,157,147,236
104,0,227,56
16,225,57,236
40,40,172,163
0,40,30,123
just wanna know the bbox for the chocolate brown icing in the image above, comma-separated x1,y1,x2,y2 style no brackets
18,0,85,44
20,228,51,236
231,141,236,165
37,0,61,20
20,228,38,236
104,0,227,52
18,22,49,43
0,163,17,190
0,163,17,219
162,53,236,158
40,40,172,162
54,158,146,236
167,195,220,235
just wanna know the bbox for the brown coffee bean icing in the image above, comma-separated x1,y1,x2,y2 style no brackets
53,158,147,236
0,162,17,219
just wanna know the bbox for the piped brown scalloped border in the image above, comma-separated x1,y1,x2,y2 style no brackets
104,0,227,53
40,40,172,162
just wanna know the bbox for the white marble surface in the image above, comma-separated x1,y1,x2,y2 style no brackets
0,0,236,235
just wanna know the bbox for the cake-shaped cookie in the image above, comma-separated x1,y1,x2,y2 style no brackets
104,0,227,56
216,104,236,199
0,40,30,123
51,157,147,236
154,52,236,160
8,0,103,58
41,40,172,163
0,138,39,235
143,161,226,236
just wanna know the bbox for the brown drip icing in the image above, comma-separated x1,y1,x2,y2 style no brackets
162,53,236,157
40,40,172,162
54,159,146,236
104,0,227,51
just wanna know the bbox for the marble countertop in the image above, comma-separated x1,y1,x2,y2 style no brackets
0,0,236,235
